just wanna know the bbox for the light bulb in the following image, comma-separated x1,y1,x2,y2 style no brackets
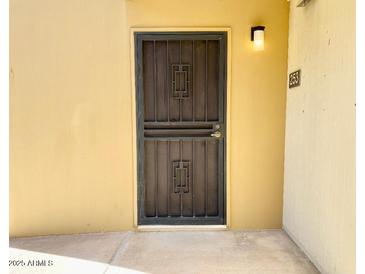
253,29,264,51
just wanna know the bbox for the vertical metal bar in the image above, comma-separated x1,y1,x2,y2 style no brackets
166,40,170,122
179,99,182,122
154,40,157,122
218,35,226,220
205,139,208,217
192,40,195,122
136,36,146,219
192,140,195,217
155,140,158,217
179,40,182,122
179,40,182,63
205,40,208,122
167,140,170,217
179,139,183,217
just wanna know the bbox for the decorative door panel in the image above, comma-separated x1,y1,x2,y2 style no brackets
136,32,226,225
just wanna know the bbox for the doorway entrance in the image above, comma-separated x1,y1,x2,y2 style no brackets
135,32,227,225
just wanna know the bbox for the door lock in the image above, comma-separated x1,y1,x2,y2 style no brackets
211,130,222,138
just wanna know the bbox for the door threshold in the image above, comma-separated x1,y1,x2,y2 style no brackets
136,225,228,232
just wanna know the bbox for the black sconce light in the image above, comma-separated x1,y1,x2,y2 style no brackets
251,26,265,51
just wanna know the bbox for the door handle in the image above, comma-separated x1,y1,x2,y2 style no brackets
211,131,222,138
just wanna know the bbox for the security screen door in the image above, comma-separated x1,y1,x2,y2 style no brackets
135,32,227,225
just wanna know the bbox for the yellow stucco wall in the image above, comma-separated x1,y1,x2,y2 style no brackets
10,0,289,237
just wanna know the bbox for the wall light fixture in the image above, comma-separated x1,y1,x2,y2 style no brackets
251,26,265,51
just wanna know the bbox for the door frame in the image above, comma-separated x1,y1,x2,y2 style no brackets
130,27,232,228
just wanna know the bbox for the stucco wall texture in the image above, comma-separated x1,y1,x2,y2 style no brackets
283,0,355,273
10,0,289,236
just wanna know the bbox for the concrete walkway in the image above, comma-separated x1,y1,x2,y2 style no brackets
10,230,319,274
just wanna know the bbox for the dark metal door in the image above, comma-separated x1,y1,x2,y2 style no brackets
135,32,227,225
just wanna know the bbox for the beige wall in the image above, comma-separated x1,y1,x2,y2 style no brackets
283,0,356,273
10,0,289,236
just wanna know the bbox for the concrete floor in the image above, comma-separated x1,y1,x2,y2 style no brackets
9,230,319,274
